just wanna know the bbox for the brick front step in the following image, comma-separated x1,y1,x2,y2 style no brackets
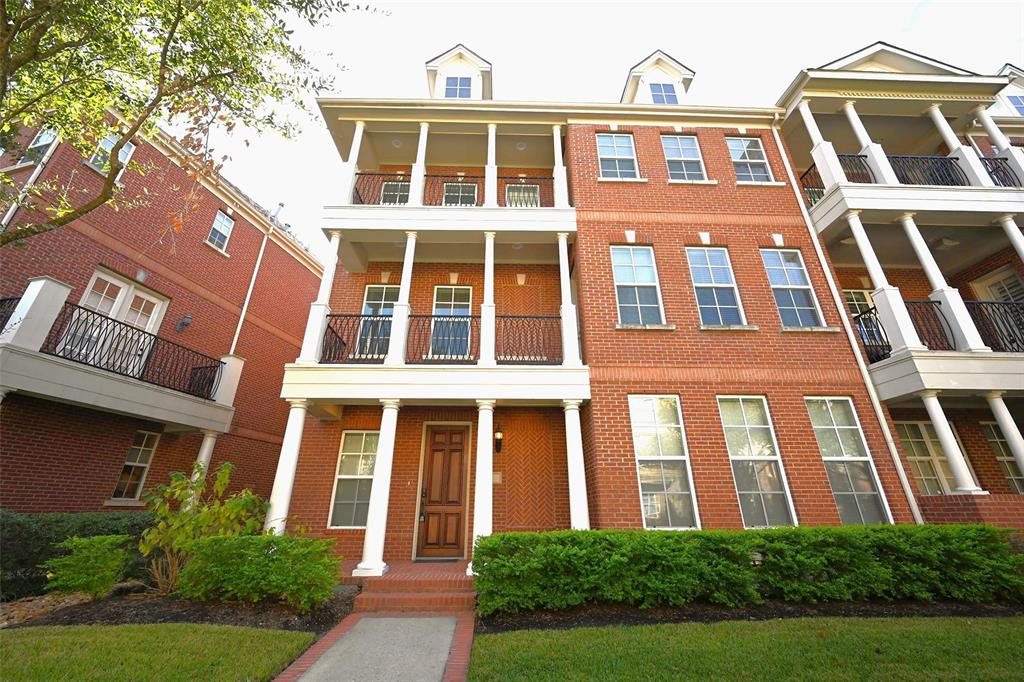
355,577,476,594
353,591,477,612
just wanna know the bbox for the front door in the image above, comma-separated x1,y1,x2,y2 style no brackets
417,426,468,558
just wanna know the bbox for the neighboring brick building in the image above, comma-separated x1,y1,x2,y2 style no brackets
0,126,322,512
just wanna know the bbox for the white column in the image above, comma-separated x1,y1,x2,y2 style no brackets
899,213,989,352
191,431,219,481
471,399,495,549
264,399,309,533
927,104,961,152
0,276,72,350
484,123,498,207
552,125,570,208
384,231,416,366
479,231,496,366
846,212,925,354
354,399,401,576
974,105,1013,153
920,391,984,494
408,122,429,206
563,400,590,530
797,100,847,188
998,215,1024,264
926,105,994,187
986,392,1024,484
213,354,244,406
557,232,582,366
341,121,365,205
298,231,342,363
841,101,899,184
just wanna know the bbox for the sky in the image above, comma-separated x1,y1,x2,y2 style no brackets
207,0,1024,265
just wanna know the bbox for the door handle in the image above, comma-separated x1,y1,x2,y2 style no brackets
419,512,425,523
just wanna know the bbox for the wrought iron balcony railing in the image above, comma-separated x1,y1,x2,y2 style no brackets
497,176,554,207
852,307,891,363
799,164,824,207
980,157,1021,188
496,315,562,365
837,154,876,184
905,300,955,351
888,155,970,187
965,301,1024,353
352,173,410,205
321,314,392,364
423,175,485,207
40,303,223,399
406,314,480,364
0,296,21,332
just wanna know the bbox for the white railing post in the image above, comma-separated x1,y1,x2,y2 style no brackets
563,399,590,529
0,276,72,350
798,99,847,188
264,399,309,533
341,121,365,205
409,122,429,206
479,231,496,366
213,354,244,405
552,125,570,208
385,231,417,366
354,399,401,576
484,123,498,208
841,101,899,184
557,232,582,366
297,231,341,363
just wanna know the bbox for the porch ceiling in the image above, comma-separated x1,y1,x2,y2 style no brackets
826,222,1009,273
355,122,557,168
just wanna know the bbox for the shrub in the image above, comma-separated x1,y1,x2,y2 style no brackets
472,526,1024,615
44,535,131,598
0,509,153,600
178,534,339,613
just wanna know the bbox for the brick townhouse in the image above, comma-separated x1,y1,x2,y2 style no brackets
0,124,323,512
260,43,1024,582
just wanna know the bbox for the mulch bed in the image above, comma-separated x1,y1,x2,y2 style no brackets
476,600,1024,634
10,585,359,636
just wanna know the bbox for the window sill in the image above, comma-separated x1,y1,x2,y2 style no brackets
736,180,786,187
203,240,231,258
81,159,124,188
780,326,841,333
668,179,718,185
103,498,146,508
326,526,368,530
700,324,759,331
615,323,676,331
0,161,35,174
598,177,648,183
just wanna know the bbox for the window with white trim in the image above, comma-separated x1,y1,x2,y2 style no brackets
596,133,639,179
718,396,795,528
650,83,678,104
843,289,874,315
661,135,706,181
87,134,136,180
355,285,398,358
21,128,56,164
611,245,663,325
972,265,1024,303
329,431,378,527
206,210,234,251
982,422,1024,494
381,180,410,205
726,137,773,182
444,76,471,99
430,285,472,358
806,398,888,525
442,182,478,206
685,247,744,326
505,183,540,207
761,249,823,328
1009,95,1024,116
111,431,159,499
895,421,976,495
629,395,699,529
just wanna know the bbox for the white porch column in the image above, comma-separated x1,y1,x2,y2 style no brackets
384,231,417,366
974,104,1013,153
354,399,401,576
191,430,219,481
341,121,365,205
264,399,309,533
919,391,984,494
0,276,72,350
484,123,498,207
408,122,429,206
841,101,899,184
926,105,994,187
986,392,1024,485
998,215,1024,264
563,400,590,530
845,212,925,354
298,231,342,363
557,232,582,366
468,399,495,574
899,213,989,352
797,99,847,188
479,231,496,366
552,125,570,208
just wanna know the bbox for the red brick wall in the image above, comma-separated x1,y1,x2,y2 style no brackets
835,267,933,301
948,247,1024,300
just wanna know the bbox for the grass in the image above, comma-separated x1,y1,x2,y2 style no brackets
0,623,314,681
469,617,1024,681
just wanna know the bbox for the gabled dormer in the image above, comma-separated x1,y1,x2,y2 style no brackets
817,41,976,75
620,50,694,105
425,44,492,100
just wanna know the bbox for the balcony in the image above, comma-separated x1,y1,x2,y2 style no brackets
980,157,1022,188
853,301,957,363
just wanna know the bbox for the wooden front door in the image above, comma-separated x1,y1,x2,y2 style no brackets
417,426,468,558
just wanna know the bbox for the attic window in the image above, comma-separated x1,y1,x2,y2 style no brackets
1009,95,1024,116
650,83,678,105
445,76,471,98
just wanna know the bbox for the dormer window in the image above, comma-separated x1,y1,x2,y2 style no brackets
445,76,471,99
1009,95,1024,116
650,83,678,104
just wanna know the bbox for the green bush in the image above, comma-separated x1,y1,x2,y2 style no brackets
0,509,153,600
44,535,131,598
178,535,339,613
472,526,1024,615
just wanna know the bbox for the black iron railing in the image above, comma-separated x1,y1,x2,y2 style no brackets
981,157,1021,188
321,314,392,364
888,155,970,187
906,300,955,351
423,175,484,206
837,154,876,183
799,165,825,207
497,176,554,207
966,301,1024,353
496,315,562,365
40,303,223,399
853,307,892,363
352,172,411,205
0,296,21,332
406,314,480,363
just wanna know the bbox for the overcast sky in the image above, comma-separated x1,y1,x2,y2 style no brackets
207,0,1024,264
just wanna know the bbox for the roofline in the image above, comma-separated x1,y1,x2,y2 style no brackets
424,43,491,69
619,49,696,103
816,40,978,76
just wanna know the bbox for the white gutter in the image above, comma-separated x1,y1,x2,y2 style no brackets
230,226,271,354
769,115,924,525
1,139,60,229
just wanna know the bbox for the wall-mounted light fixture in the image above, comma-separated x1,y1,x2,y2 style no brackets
494,428,504,454
175,314,193,332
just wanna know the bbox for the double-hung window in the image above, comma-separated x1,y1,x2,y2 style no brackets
718,396,795,528
806,398,888,524
206,210,234,251
895,421,975,495
761,249,823,328
596,133,639,179
505,182,541,207
356,285,399,359
21,128,57,164
443,181,478,206
88,134,136,181
982,422,1024,493
661,135,706,181
329,431,378,527
111,431,159,500
611,246,663,325
381,180,410,205
629,395,699,529
430,285,472,358
842,289,874,315
1009,95,1024,116
685,247,744,325
650,83,678,104
726,137,773,182
445,76,471,98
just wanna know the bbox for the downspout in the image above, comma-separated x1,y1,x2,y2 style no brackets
230,225,271,354
769,113,924,525
1,139,61,229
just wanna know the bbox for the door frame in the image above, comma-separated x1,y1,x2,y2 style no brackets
411,420,474,560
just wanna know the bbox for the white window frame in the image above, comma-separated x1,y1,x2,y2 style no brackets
649,82,678,104
1008,95,1024,116
717,395,799,529
661,135,707,181
685,247,746,326
80,269,167,333
428,285,473,360
610,245,666,326
981,421,1024,494
760,248,826,328
327,430,379,529
444,76,471,99
895,421,978,496
805,397,893,525
21,128,57,164
353,284,399,359
206,210,235,252
726,137,774,183
442,181,478,206
381,180,410,205
110,430,160,500
596,133,640,179
842,289,874,316
87,134,136,181
504,182,541,207
628,395,701,530
970,264,1024,302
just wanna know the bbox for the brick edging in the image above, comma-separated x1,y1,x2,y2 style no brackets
274,613,363,681
442,611,476,682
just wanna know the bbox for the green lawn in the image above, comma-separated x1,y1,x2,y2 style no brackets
0,623,314,681
470,617,1024,681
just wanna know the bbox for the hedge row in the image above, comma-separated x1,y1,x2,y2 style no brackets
472,526,1024,615
0,509,154,600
